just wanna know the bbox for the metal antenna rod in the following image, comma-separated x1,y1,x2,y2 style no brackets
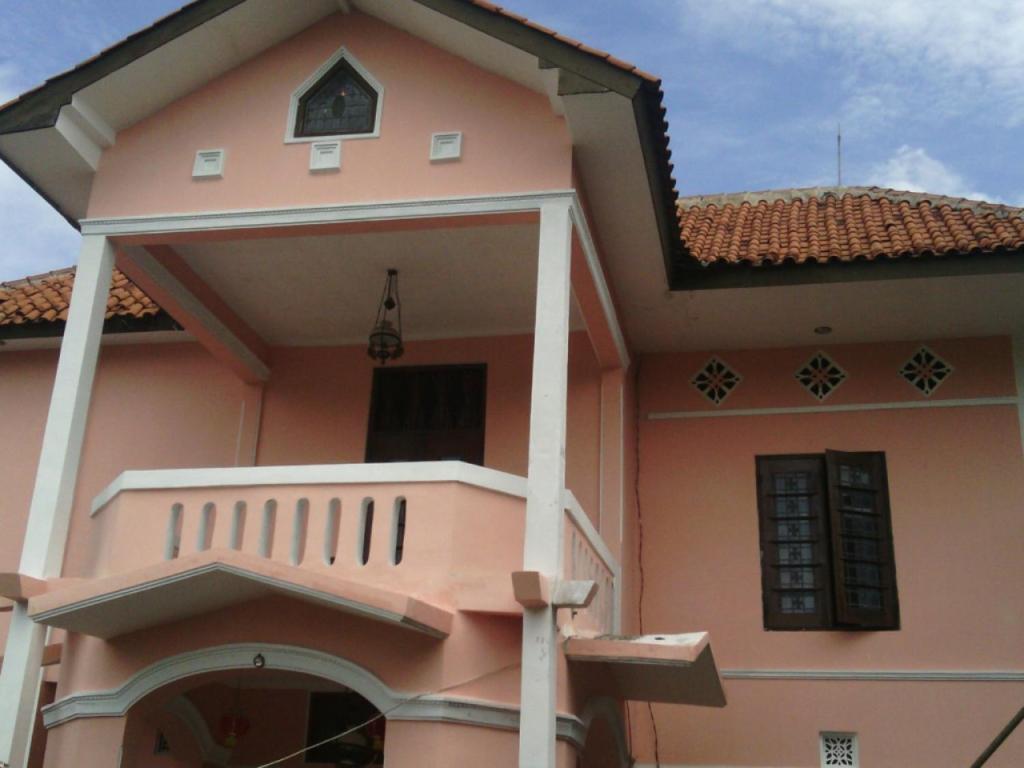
837,123,843,186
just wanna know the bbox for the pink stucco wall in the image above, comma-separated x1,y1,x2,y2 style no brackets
86,11,572,219
630,336,1024,766
0,329,603,641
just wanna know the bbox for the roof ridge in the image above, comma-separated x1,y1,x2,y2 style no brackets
677,187,1024,218
0,267,77,290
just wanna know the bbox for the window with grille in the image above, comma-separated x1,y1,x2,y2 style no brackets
755,451,900,630
295,58,378,138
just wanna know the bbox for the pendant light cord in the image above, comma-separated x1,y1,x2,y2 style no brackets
252,661,520,768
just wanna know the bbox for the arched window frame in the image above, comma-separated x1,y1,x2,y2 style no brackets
285,46,384,143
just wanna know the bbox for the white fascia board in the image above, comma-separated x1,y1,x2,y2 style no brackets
91,461,529,516
80,190,577,237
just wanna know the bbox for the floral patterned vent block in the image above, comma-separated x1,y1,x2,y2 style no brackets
899,346,952,396
691,356,742,405
820,733,858,767
795,352,847,401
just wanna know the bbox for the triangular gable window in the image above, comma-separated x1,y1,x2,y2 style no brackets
287,47,383,143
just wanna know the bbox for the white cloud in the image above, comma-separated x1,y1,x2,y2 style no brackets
0,65,80,283
676,0,1024,125
864,145,991,201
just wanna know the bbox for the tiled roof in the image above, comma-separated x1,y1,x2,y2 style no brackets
678,187,1024,266
0,268,160,327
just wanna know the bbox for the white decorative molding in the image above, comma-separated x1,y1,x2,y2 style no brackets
55,95,115,171
430,132,463,162
80,190,574,236
192,149,225,179
649,396,1019,421
309,140,342,172
41,643,587,746
820,731,858,767
91,461,530,516
284,46,384,144
721,669,1024,682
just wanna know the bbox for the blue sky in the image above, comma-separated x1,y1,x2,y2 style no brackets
2,0,1023,281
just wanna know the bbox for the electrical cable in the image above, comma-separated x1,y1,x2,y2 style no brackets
253,660,520,768
632,359,662,767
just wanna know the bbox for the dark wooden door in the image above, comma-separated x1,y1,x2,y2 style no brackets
365,364,486,464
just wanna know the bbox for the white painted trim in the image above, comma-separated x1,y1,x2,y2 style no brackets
309,140,342,172
41,643,587,746
520,198,574,768
191,149,225,179
0,236,115,768
649,396,1019,421
284,45,384,144
79,190,574,236
721,669,1024,682
165,696,231,766
1012,336,1024,458
78,191,629,371
429,132,463,162
91,461,529,516
129,247,268,382
568,198,630,369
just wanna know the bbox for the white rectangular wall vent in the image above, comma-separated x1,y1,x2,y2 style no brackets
430,132,462,162
192,149,225,179
310,141,342,172
820,732,859,767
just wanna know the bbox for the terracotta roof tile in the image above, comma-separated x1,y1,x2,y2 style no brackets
678,187,1024,266
0,268,161,328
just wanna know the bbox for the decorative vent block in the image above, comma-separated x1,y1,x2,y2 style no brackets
192,149,225,179
430,132,463,162
899,346,952,396
310,140,342,172
820,732,858,767
691,356,742,405
795,352,847,401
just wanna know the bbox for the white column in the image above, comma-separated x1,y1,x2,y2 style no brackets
0,235,114,768
519,200,573,768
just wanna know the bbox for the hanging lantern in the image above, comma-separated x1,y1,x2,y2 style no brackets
219,681,251,749
367,269,404,364
219,713,250,749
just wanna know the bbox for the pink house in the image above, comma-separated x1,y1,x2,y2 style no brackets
0,3,1021,767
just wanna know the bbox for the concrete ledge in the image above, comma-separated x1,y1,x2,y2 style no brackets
29,549,453,639
565,632,726,707
0,572,49,602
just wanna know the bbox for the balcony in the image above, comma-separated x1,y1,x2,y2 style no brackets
29,462,619,640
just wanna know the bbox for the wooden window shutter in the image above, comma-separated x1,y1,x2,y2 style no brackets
824,451,900,629
756,455,834,629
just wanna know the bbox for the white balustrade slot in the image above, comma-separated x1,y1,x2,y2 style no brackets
166,504,184,560
358,498,375,565
230,501,247,550
198,502,217,552
325,498,341,566
259,500,278,559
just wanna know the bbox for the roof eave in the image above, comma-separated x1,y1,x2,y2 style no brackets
670,247,1024,292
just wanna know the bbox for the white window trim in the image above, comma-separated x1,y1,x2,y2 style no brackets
285,45,384,144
